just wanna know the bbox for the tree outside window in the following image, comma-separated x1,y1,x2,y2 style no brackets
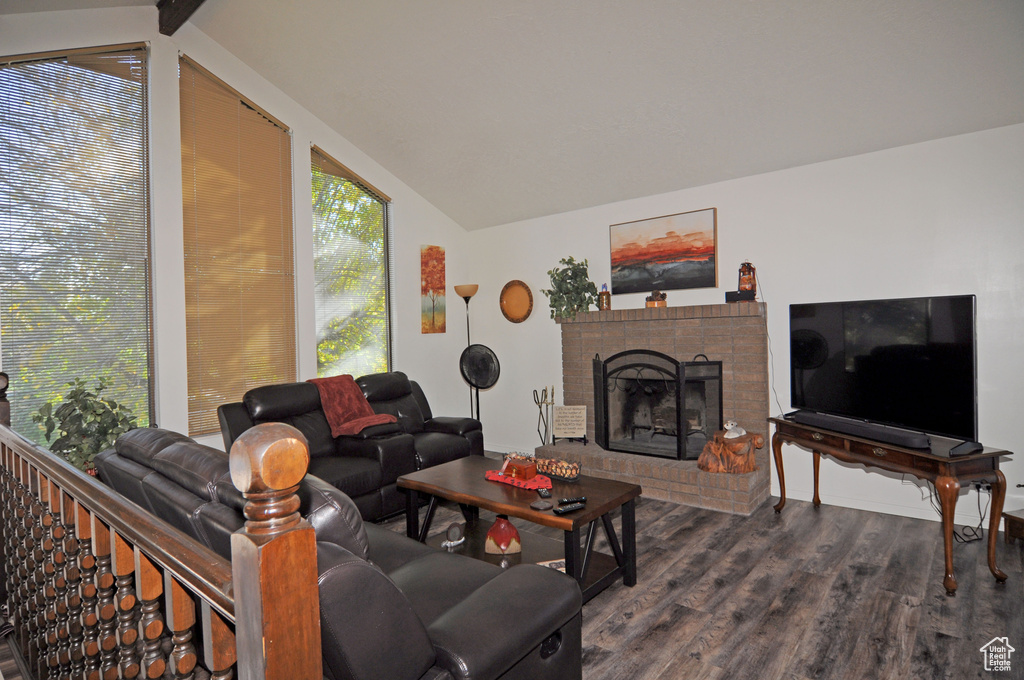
312,148,391,378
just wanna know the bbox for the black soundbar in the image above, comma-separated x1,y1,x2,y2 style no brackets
790,411,931,449
948,440,984,457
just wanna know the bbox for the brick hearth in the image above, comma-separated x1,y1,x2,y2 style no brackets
537,301,771,514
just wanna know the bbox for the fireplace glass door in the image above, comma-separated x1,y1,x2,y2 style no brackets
594,350,722,460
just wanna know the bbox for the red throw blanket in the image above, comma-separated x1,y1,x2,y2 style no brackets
307,375,397,437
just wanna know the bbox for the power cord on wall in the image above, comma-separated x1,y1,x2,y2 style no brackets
754,267,787,418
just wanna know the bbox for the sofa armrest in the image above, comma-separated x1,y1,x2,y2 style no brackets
317,543,436,680
424,417,482,437
338,421,404,439
217,402,255,451
426,565,582,680
336,432,417,486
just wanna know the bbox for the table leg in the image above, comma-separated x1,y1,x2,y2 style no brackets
458,503,479,522
419,496,438,543
935,475,960,596
405,489,419,539
772,431,786,513
988,470,1008,584
563,526,582,582
812,451,821,508
622,499,636,587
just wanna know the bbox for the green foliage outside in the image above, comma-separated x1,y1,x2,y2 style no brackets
542,256,598,320
312,168,390,378
32,378,138,472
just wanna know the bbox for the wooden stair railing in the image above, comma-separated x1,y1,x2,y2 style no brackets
0,420,322,680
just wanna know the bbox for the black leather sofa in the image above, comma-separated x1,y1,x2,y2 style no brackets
95,427,582,680
218,371,483,521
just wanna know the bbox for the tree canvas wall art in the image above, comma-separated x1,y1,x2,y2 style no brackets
609,208,717,295
420,245,446,333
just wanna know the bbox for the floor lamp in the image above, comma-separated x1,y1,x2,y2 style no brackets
453,284,478,414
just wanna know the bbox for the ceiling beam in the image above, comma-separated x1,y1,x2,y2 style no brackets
157,0,208,36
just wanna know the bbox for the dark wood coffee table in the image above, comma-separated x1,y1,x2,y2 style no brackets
397,456,641,603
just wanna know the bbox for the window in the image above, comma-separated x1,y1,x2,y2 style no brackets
0,44,152,441
311,146,391,378
180,56,295,435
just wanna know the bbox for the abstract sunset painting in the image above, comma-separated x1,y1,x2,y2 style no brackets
609,208,717,294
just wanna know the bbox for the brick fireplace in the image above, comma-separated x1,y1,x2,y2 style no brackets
535,301,771,514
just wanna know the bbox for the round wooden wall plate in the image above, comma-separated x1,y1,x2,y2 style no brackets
500,280,533,323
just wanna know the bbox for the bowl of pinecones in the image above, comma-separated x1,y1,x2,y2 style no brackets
535,457,581,482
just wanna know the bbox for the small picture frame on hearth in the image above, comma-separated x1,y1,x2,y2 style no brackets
552,406,587,440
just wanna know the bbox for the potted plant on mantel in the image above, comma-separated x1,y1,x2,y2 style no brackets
32,378,138,475
541,256,598,320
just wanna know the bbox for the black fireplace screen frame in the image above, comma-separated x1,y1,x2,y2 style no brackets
593,350,723,460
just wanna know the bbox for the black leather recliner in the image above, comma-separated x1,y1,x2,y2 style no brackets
95,428,583,680
218,371,483,521
356,372,484,467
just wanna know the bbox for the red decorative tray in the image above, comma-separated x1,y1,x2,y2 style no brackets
485,469,552,490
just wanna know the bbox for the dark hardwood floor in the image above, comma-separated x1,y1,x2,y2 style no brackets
388,494,1024,680
1,495,1019,680
0,637,23,680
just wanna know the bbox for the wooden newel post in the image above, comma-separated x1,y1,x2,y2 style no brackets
229,423,322,680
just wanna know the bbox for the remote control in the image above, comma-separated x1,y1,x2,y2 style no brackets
559,496,586,506
553,502,586,515
537,488,551,498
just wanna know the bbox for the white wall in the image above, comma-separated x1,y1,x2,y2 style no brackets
467,123,1024,525
0,6,476,442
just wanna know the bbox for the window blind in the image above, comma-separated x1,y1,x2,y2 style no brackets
0,44,152,441
311,146,391,378
179,56,295,435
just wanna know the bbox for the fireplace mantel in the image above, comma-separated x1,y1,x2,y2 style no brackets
549,301,770,514
556,300,765,325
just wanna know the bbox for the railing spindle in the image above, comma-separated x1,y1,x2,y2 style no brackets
61,490,83,679
93,517,117,680
113,531,140,678
165,573,197,680
202,602,236,680
135,549,165,679
77,502,99,679
27,465,45,676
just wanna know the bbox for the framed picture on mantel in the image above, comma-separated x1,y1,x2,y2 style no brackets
609,207,718,295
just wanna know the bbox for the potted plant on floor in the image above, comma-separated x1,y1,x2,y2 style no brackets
541,256,598,320
32,377,138,474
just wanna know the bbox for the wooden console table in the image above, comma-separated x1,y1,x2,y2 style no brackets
769,416,1011,596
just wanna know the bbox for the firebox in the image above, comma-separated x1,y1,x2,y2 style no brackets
593,350,722,460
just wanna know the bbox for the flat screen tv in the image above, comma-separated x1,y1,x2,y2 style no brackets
789,294,977,445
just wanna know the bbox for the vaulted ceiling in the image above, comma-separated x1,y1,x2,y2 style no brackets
5,0,1024,230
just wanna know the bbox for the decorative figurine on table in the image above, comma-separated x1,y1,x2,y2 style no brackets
485,515,521,555
723,419,747,439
